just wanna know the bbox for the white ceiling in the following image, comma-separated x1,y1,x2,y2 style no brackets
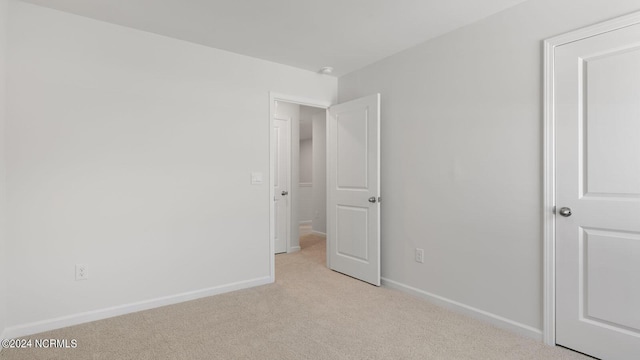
20,0,527,76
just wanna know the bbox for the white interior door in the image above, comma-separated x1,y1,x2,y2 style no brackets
327,94,380,286
555,22,640,359
273,117,290,254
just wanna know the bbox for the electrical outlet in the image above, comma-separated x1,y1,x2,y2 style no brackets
75,264,88,281
415,248,424,263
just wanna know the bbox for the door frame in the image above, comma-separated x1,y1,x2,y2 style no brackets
268,92,332,281
542,10,640,347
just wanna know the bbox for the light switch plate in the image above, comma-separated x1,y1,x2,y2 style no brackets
251,172,263,185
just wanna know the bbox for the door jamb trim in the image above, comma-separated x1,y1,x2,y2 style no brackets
543,10,640,347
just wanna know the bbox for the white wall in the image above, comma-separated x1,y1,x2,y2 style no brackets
298,138,313,223
338,0,640,335
0,0,8,340
311,111,326,234
5,1,335,334
299,106,314,141
298,185,313,223
299,139,312,183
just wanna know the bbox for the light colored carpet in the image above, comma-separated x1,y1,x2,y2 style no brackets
299,223,313,236
0,234,590,360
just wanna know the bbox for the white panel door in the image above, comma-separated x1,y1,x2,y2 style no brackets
328,94,380,286
555,22,640,360
274,117,290,254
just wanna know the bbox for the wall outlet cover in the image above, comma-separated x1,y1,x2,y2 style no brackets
75,264,88,280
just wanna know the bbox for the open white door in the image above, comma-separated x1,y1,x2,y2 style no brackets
554,20,640,359
273,117,290,254
327,94,380,286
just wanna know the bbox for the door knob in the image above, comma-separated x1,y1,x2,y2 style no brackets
281,191,288,196
368,196,377,203
558,207,572,217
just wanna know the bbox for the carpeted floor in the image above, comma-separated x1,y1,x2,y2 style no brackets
0,234,590,360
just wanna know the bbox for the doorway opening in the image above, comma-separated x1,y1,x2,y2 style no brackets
269,93,331,280
298,105,327,241
269,92,382,286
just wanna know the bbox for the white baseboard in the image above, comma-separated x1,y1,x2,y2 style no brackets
288,246,301,253
311,230,326,237
381,277,543,341
299,220,312,225
3,276,272,339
